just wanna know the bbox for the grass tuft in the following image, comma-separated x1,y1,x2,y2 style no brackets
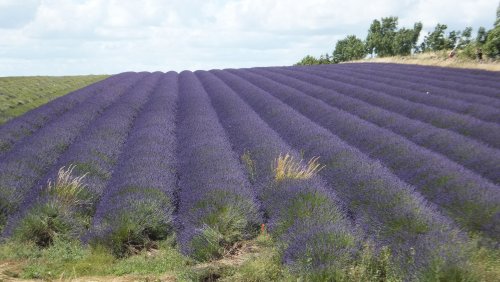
46,164,92,209
13,165,91,247
273,153,325,181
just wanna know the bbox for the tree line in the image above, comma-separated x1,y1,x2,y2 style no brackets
296,4,500,65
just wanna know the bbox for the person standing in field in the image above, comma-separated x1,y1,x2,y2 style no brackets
476,48,483,61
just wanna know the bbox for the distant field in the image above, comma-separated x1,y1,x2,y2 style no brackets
0,75,109,124
0,65,498,281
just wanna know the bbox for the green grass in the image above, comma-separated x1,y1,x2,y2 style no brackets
0,233,498,281
0,75,109,124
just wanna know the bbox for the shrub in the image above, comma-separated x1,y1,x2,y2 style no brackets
12,165,90,247
13,202,75,247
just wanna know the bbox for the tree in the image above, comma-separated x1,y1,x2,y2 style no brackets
332,35,366,63
457,27,473,49
446,30,461,49
393,22,422,56
423,23,448,51
365,17,399,57
318,53,331,64
367,17,421,57
366,19,382,57
393,28,415,56
483,3,500,58
476,27,488,45
412,22,423,51
295,55,320,66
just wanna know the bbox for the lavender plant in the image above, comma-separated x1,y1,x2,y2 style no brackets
175,71,260,261
274,68,500,149
2,73,160,238
234,68,500,239
0,73,147,232
344,63,500,93
196,70,359,275
251,68,500,184
212,69,468,278
303,66,500,123
90,72,178,256
0,73,136,157
331,64,500,109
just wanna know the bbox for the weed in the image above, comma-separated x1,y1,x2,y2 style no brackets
273,153,324,181
46,164,92,209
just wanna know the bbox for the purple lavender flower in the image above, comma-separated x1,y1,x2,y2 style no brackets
230,68,500,239
90,72,178,254
274,67,500,149
175,71,260,261
196,70,359,273
212,68,467,275
1,73,158,236
250,68,500,184
0,73,137,157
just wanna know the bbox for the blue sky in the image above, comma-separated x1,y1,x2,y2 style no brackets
0,0,497,76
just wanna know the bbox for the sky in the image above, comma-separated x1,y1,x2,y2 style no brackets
0,0,498,76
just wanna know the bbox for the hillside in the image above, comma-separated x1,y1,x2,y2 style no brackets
0,64,499,281
355,51,500,71
0,75,109,124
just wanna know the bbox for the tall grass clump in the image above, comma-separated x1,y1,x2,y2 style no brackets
273,153,325,181
12,165,92,247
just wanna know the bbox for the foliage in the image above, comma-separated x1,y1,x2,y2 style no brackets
482,4,500,58
477,26,488,45
365,17,422,57
422,23,449,51
332,35,367,63
294,55,320,65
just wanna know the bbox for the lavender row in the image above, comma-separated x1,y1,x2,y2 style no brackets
253,68,500,184
3,73,162,237
212,69,466,275
306,66,500,122
364,63,500,86
331,64,500,109
340,63,500,98
0,73,146,231
89,73,178,253
274,68,500,149
175,71,260,261
0,73,133,157
236,68,500,239
196,70,359,274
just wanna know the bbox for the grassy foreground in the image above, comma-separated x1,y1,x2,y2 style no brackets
353,51,500,71
0,75,109,124
0,233,499,281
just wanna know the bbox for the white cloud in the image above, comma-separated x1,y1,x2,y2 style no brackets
0,0,498,75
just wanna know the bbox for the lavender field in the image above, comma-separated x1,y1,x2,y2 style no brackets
0,63,499,280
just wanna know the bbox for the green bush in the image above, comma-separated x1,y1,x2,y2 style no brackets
13,202,76,247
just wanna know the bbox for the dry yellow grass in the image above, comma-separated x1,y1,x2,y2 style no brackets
47,165,89,208
351,52,500,72
273,153,325,181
